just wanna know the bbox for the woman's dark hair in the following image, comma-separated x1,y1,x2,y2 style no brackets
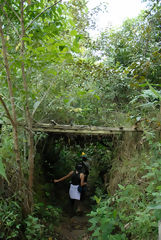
82,155,87,161
75,162,83,172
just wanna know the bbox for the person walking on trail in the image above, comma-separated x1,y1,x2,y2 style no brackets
81,152,90,201
54,162,86,215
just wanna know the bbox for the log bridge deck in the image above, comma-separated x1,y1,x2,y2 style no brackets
32,123,143,135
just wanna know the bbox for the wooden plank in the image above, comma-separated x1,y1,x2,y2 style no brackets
32,124,143,135
2,122,143,135
32,127,121,135
34,124,142,130
33,123,142,131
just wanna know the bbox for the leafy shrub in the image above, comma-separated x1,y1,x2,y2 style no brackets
88,198,127,240
34,202,62,224
88,138,161,239
0,197,62,239
24,215,45,240
0,198,22,239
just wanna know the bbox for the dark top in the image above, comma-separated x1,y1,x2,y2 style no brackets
71,171,81,185
82,162,89,183
84,172,89,182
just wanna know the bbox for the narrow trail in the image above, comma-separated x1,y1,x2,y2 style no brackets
55,214,91,240
54,201,92,240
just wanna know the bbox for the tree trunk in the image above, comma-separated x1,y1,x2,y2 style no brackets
0,19,22,189
20,0,35,213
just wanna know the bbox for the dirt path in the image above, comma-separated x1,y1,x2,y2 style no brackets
54,214,91,240
52,183,93,239
54,201,92,240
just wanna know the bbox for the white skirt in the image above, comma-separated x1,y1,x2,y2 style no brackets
69,184,80,200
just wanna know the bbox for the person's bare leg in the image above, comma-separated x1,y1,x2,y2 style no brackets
70,199,75,217
75,200,80,211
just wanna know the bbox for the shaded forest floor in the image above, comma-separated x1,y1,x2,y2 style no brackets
54,215,91,240
54,200,92,240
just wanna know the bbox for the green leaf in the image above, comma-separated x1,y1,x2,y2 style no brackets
94,195,101,204
70,30,77,36
69,19,75,27
118,184,125,190
147,81,161,101
64,99,69,104
64,53,73,61
33,101,41,113
148,204,161,210
113,209,117,218
94,94,100,100
92,228,100,237
48,69,57,75
89,218,98,225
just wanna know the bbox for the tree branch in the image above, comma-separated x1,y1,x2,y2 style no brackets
0,95,15,127
32,83,52,117
25,0,62,31
33,64,65,120
31,68,64,117
0,18,17,125
2,9,20,38
7,3,21,22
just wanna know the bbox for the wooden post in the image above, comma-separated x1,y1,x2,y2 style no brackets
159,221,161,240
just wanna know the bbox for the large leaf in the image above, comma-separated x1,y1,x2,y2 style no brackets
147,81,161,101
148,204,161,210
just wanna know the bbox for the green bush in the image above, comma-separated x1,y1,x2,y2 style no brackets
88,139,161,239
24,215,45,240
0,197,62,239
0,198,22,239
34,202,62,224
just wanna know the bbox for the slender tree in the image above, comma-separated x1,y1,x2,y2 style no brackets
0,18,22,188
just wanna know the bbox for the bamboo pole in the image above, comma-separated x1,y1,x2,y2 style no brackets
31,124,143,135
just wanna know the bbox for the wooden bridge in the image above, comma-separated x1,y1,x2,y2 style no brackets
32,123,143,135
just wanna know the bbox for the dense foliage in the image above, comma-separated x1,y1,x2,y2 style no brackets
0,0,161,239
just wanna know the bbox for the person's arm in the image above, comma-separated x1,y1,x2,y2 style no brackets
54,171,73,183
80,173,87,187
